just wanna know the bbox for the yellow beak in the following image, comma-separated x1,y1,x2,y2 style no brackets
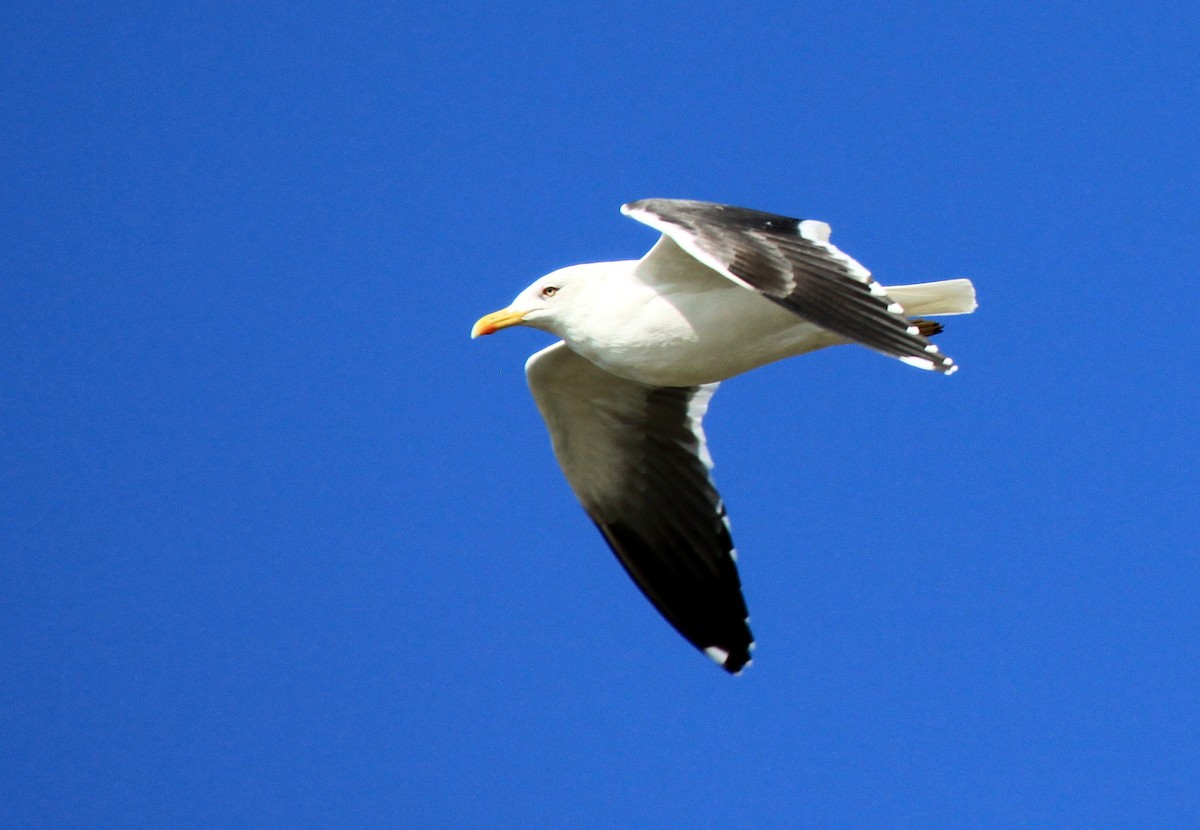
471,307,527,339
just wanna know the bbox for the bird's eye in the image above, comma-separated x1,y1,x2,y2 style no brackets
540,285,559,298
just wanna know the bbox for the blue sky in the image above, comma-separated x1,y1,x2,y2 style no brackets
3,2,1198,827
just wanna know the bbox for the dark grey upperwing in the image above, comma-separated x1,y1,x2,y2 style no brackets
622,198,956,373
525,342,753,673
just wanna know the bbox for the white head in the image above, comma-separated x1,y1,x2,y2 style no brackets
470,263,612,339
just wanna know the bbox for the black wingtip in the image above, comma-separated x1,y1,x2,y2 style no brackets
704,642,754,675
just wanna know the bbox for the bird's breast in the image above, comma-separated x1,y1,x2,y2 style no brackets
566,285,838,387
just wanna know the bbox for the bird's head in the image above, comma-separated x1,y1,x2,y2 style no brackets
470,265,598,339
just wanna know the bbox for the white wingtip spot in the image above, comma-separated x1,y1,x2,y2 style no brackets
901,353,959,373
887,302,905,314
869,283,889,297
704,646,730,665
907,325,920,335
900,355,937,371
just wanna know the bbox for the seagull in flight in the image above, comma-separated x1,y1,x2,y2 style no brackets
472,199,977,673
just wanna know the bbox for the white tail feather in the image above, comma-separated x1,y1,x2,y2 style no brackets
886,278,977,316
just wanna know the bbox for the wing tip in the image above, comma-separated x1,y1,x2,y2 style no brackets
705,639,755,675
899,353,959,374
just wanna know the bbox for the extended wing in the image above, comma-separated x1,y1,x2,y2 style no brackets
623,198,957,373
525,342,753,673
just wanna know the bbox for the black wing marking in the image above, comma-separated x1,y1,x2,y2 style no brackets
525,342,753,673
623,198,957,373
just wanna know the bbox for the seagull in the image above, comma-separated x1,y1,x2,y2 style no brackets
471,199,977,673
